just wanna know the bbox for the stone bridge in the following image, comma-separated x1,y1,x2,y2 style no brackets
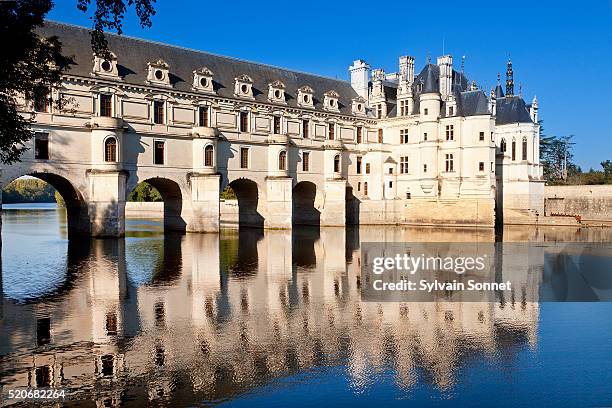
0,118,348,237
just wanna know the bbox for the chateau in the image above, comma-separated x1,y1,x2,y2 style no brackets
0,21,544,236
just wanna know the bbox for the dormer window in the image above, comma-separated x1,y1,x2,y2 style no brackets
268,80,286,103
297,85,314,108
351,96,366,116
146,59,171,87
92,52,120,79
324,90,340,112
192,67,215,93
234,74,254,99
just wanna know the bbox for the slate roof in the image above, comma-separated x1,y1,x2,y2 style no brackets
38,21,359,115
495,96,533,125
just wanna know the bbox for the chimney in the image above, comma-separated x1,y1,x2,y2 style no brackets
399,55,415,84
349,60,370,100
530,95,538,122
437,55,453,99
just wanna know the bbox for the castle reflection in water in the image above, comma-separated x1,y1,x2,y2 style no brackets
1,223,611,406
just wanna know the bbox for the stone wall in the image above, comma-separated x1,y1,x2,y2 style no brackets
544,185,612,220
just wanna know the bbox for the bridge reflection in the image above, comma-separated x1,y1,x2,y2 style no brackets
1,225,610,405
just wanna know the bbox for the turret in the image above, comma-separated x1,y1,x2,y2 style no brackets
349,60,370,100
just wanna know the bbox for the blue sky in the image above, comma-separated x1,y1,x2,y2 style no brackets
48,0,611,170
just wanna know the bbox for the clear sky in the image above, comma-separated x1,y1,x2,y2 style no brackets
48,0,611,170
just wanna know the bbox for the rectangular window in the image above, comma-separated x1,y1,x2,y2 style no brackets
389,181,393,188
377,104,382,119
240,147,249,169
491,162,495,172
512,141,516,161
479,162,485,172
302,152,310,171
400,129,409,144
378,129,383,143
424,108,428,115
479,131,485,141
445,125,454,141
154,140,165,165
449,106,454,116
239,112,249,132
491,132,494,141
400,156,409,174
329,124,335,140
302,120,309,138
445,153,454,172
388,167,393,175
34,132,49,160
100,94,112,117
356,126,362,143
522,138,528,160
366,163,371,174
34,89,49,112
400,100,409,116
357,182,361,191
423,164,427,173
406,192,412,199
364,182,368,196
423,132,428,141
273,116,281,134
356,156,362,174
199,106,209,127
153,101,165,124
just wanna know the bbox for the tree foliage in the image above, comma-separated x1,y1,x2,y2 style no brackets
1,0,156,164
76,0,156,59
2,178,58,203
129,181,162,202
0,0,70,164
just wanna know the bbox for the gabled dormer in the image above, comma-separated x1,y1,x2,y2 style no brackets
323,90,340,112
268,80,286,104
234,74,254,99
92,52,120,80
146,59,171,87
192,67,215,93
297,85,314,108
351,96,367,116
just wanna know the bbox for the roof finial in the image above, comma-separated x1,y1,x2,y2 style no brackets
461,55,465,76
497,72,501,85
505,56,514,97
519,81,523,97
426,51,431,64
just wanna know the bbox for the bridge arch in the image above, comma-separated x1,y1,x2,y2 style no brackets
1,171,90,235
128,176,186,232
292,181,319,226
224,177,264,228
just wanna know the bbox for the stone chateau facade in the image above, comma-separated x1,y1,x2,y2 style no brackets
0,21,544,236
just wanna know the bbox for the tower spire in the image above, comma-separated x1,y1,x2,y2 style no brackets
505,57,514,97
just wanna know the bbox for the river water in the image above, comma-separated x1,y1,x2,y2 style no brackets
1,204,611,407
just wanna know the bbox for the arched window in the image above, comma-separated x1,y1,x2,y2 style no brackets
204,144,214,167
500,138,507,153
511,139,516,161
333,154,340,173
279,150,287,170
104,137,117,162
522,136,528,161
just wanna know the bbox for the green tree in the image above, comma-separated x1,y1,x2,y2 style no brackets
2,178,57,203
1,0,156,164
129,182,162,202
601,160,612,178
